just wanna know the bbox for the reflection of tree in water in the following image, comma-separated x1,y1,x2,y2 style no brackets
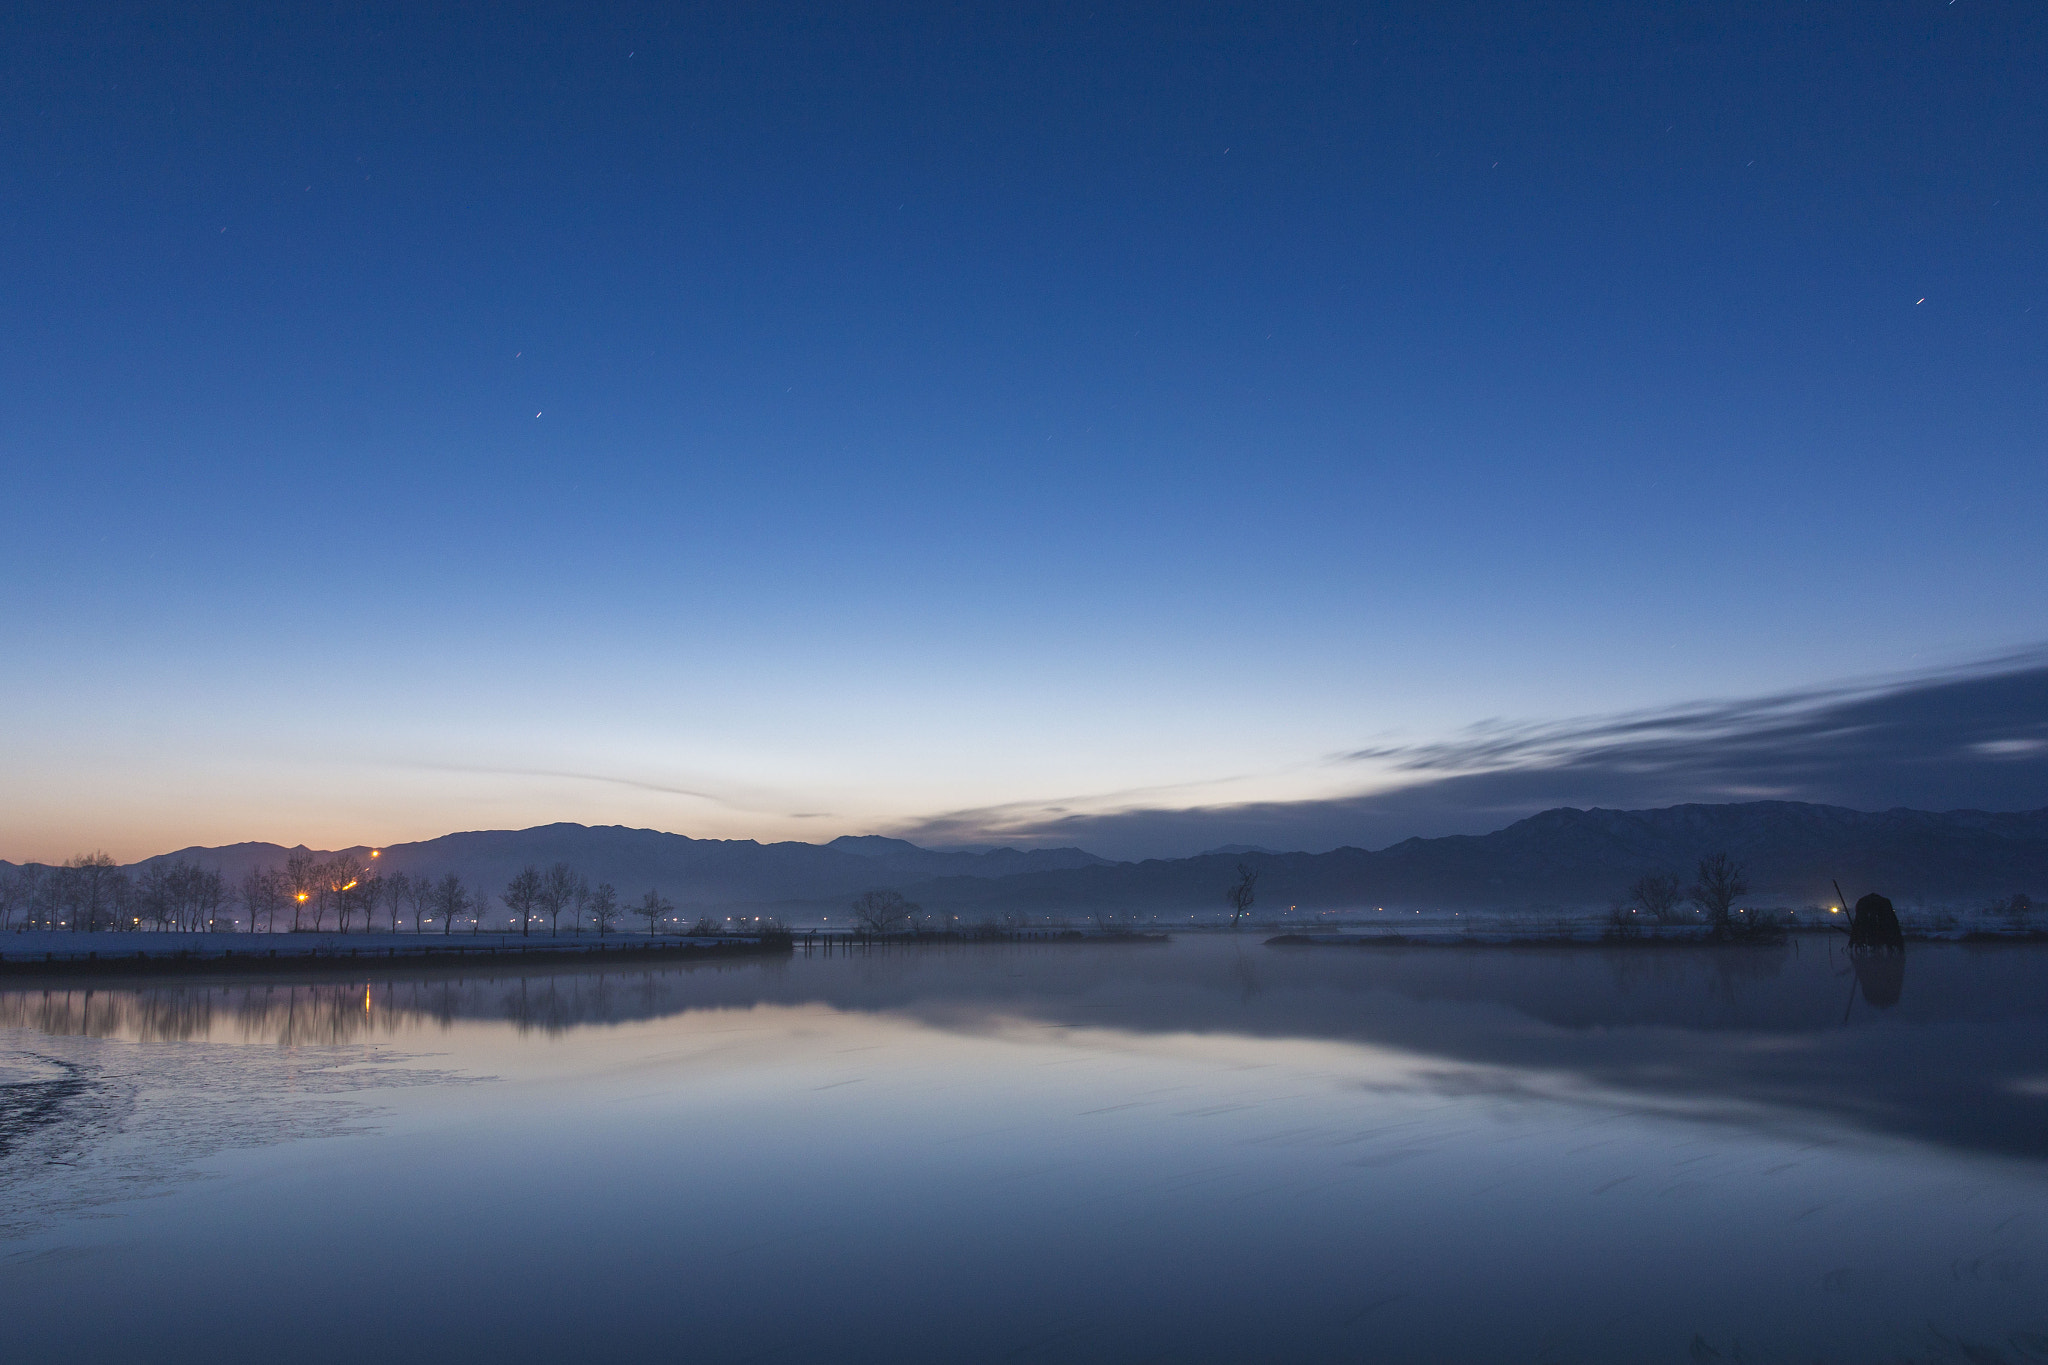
1,943,2040,1165
475,959,791,1033
1601,946,1695,998
0,960,791,1045
631,970,669,1023
0,986,233,1043
1596,941,1795,1011
1230,948,1263,1003
500,976,585,1035
1591,941,1792,1012
1701,942,1791,1008
1849,953,1906,1015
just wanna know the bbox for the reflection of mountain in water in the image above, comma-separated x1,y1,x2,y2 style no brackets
5,941,2045,1163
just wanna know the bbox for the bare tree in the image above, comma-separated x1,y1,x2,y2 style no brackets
62,852,126,933
240,866,286,934
147,860,218,932
164,861,224,931
137,862,178,932
1688,852,1748,937
503,866,543,938
1603,898,1642,940
849,888,915,935
586,883,622,936
537,863,579,936
0,866,34,931
571,877,591,934
470,889,492,933
24,866,59,931
1225,862,1259,929
284,850,323,932
378,872,410,932
430,873,468,936
2,865,47,931
347,872,379,934
320,859,369,933
401,873,433,932
1627,872,1686,924
191,865,226,930
634,889,674,935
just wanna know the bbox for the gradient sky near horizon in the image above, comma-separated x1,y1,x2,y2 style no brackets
5,2,2046,863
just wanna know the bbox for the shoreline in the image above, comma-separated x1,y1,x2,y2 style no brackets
1264,927,2048,948
0,933,792,977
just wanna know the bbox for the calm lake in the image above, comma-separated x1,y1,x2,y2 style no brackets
3,936,2045,1363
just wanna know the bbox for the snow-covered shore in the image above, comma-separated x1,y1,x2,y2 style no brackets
0,929,756,964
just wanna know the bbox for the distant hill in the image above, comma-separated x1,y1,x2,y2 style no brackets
35,825,1109,911
899,802,2048,916
6,803,2041,915
821,835,1107,880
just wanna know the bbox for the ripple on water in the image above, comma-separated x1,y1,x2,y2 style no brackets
0,1034,485,1241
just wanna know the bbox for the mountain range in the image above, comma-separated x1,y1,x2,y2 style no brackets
909,802,2048,917
9,802,2043,916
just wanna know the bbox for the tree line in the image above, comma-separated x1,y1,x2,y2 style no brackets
0,854,166,933
0,852,782,938
1606,851,2032,939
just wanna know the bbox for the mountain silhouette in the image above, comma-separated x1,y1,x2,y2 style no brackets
10,803,2041,916
904,802,2048,917
76,824,1107,911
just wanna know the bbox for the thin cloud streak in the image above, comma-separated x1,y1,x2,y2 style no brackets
1338,646,2048,775
409,763,828,820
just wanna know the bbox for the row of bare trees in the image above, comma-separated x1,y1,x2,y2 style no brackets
230,854,488,936
513,871,783,937
1,851,791,939
499,863,618,936
1613,852,1764,939
497,864,788,937
0,854,150,932
1,851,490,935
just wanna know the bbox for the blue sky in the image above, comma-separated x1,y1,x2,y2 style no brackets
4,2,2045,861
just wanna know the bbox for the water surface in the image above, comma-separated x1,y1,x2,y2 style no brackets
4,937,2045,1363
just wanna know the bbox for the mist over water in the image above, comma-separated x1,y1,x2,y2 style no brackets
5,938,2046,1363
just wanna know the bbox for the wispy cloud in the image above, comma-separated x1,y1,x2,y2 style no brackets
1338,647,2048,786
891,649,2048,860
409,763,827,820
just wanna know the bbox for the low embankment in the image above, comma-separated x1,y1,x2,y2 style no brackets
1265,924,2048,948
